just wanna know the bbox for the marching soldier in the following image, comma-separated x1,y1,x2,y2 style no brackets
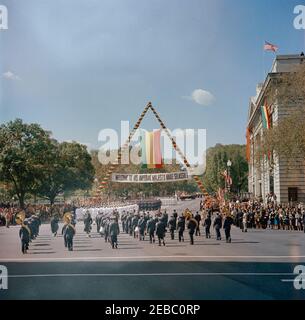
146,216,156,243
167,214,176,240
177,214,185,242
96,211,103,233
62,218,76,251
131,214,139,238
126,213,133,235
156,218,166,246
50,214,59,236
19,220,31,254
203,214,212,238
223,213,234,243
104,218,110,242
84,210,93,237
109,217,120,249
194,211,201,236
187,215,198,245
138,215,146,241
213,212,223,240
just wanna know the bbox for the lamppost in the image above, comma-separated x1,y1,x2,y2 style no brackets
227,160,232,192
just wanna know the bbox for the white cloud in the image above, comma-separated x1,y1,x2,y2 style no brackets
2,71,21,81
184,88,215,106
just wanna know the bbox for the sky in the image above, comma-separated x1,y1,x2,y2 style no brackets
0,0,304,151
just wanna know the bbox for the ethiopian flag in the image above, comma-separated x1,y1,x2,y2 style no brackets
140,130,163,169
261,102,271,129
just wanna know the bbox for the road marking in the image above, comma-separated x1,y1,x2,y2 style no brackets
7,272,295,278
1,255,305,262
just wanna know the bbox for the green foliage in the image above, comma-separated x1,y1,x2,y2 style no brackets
202,144,248,194
0,119,94,207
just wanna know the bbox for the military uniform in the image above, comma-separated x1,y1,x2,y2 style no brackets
223,215,233,243
167,216,176,240
62,223,76,251
109,219,120,249
203,215,211,238
156,219,166,246
187,218,198,245
213,213,222,240
177,216,185,242
19,222,31,254
146,217,156,243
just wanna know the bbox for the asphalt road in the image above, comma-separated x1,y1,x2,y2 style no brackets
0,199,305,299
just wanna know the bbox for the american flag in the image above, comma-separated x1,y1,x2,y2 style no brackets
264,41,278,52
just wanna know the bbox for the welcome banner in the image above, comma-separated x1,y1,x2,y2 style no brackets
112,172,190,183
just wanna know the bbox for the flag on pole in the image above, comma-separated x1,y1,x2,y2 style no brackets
264,41,278,52
261,100,271,129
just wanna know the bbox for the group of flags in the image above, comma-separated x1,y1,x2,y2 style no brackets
221,169,232,186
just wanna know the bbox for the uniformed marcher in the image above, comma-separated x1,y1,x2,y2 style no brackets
62,219,76,251
96,211,103,233
156,218,166,246
19,220,31,254
177,215,185,242
187,215,198,245
104,218,110,242
50,215,59,236
131,214,139,238
84,211,93,237
167,215,176,240
213,212,223,240
138,215,146,241
194,211,201,236
223,214,234,243
203,214,212,238
146,216,156,243
109,217,120,249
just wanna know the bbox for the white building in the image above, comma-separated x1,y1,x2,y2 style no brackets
247,54,305,203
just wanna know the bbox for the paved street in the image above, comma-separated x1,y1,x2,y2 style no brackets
0,199,305,299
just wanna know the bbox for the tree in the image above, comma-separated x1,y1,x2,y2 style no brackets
35,141,95,205
202,144,248,194
0,119,54,208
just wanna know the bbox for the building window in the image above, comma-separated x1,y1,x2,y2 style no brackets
288,187,298,202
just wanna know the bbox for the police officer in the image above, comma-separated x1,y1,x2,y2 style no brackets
156,218,166,246
167,214,176,240
213,212,223,240
223,213,234,243
194,211,201,236
109,217,120,249
203,214,212,238
146,216,156,243
187,215,198,245
19,220,31,254
177,214,185,242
